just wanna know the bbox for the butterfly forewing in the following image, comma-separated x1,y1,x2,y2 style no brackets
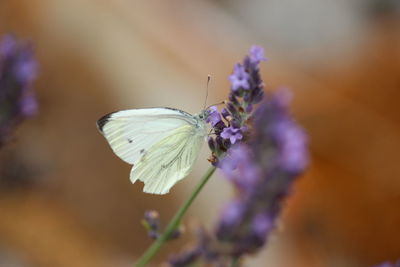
97,108,197,165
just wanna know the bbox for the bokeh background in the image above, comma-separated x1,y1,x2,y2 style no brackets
1,0,400,266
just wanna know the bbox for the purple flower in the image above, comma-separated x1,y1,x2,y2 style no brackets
142,210,160,240
0,35,15,55
142,210,183,241
219,145,259,191
221,108,230,120
169,248,201,267
0,34,38,147
170,46,308,266
206,106,222,127
253,89,308,174
251,213,273,240
208,46,266,158
373,261,400,267
276,120,309,174
249,45,267,64
218,145,248,175
374,260,400,267
220,127,243,144
218,201,245,229
229,64,250,92
170,228,221,266
144,210,159,230
214,91,308,257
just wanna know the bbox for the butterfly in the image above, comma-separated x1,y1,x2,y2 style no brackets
97,107,210,194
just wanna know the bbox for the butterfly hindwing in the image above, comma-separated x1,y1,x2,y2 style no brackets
130,124,204,194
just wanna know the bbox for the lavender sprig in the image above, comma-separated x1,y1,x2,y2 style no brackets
142,210,183,240
215,90,308,257
169,47,308,266
0,34,38,147
142,210,161,240
207,46,266,163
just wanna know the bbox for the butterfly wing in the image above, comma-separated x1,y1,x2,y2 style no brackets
97,108,197,165
97,107,207,194
130,124,205,194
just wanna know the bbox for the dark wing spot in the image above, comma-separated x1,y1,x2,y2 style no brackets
128,139,133,143
96,113,113,132
140,149,145,154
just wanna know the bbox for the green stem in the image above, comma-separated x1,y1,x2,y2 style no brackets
135,166,217,267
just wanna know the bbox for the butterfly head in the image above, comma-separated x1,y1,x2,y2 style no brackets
196,109,211,121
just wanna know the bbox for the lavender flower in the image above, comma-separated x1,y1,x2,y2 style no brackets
208,45,266,163
169,46,308,266
206,106,222,127
170,92,308,266
169,248,201,267
229,64,250,91
215,91,308,256
169,228,221,267
249,46,267,63
220,127,243,144
0,34,38,147
142,210,161,240
219,145,259,191
142,210,183,241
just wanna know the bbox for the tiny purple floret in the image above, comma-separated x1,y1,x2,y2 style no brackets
206,106,222,127
249,46,267,63
229,64,250,91
220,126,243,144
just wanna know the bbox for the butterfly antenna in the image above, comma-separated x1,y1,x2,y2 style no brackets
203,74,211,110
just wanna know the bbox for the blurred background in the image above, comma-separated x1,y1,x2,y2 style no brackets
0,0,399,266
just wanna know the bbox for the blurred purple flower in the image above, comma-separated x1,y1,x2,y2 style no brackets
142,210,160,240
169,228,221,267
0,34,38,146
253,89,308,175
218,201,245,231
214,91,308,257
251,213,273,240
374,260,400,267
142,210,183,241
169,248,201,267
276,120,309,173
249,46,267,64
169,47,308,266
219,145,260,192
172,93,308,265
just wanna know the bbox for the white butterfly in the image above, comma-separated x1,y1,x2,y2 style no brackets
97,107,210,194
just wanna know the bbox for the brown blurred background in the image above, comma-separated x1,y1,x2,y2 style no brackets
0,0,399,266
